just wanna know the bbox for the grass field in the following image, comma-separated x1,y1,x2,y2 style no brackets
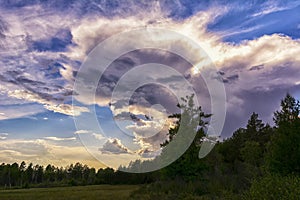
0,185,140,200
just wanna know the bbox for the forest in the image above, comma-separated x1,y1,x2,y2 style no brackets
0,93,299,199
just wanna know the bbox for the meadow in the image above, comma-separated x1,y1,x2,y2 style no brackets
0,185,140,200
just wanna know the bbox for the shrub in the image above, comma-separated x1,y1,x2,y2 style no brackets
242,175,300,200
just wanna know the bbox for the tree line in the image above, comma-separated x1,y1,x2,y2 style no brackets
0,161,156,189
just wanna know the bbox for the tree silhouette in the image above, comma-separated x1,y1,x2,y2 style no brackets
267,93,300,175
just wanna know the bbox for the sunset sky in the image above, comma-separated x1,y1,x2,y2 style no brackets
0,0,300,169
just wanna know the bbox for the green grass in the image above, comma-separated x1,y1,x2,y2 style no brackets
0,185,140,200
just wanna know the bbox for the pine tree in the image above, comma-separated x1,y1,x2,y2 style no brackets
267,94,300,175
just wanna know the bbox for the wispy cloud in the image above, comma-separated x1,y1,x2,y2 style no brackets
251,1,300,17
0,103,45,120
74,130,90,134
8,90,89,116
44,136,76,141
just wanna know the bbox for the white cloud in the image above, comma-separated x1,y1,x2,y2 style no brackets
0,133,8,140
74,130,105,140
251,1,300,17
92,133,106,141
74,130,90,134
0,103,45,120
44,104,89,116
8,90,89,116
126,119,165,138
214,34,300,69
0,139,50,161
44,136,76,141
99,138,132,154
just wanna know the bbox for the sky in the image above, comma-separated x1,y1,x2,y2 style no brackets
0,0,300,169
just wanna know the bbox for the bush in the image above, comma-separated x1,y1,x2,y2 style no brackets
242,175,300,200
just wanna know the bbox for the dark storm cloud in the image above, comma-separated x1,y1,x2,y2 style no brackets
129,84,179,113
93,49,195,114
212,69,240,84
222,83,300,138
220,60,300,137
214,73,239,84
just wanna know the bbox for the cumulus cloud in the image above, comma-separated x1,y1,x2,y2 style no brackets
99,138,132,154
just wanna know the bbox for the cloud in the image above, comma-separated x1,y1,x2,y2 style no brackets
127,120,164,138
8,90,89,116
1,0,300,167
249,64,264,71
213,34,300,69
74,130,105,141
251,1,300,17
99,138,132,154
1,1,222,122
0,133,8,140
92,133,106,141
137,148,162,158
0,103,45,120
65,2,300,142
0,5,86,118
44,136,76,141
44,104,89,116
74,130,90,134
0,138,105,168
0,139,50,163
